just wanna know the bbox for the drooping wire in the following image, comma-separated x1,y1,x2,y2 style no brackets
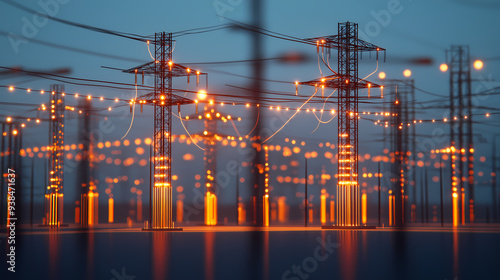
1,0,148,42
178,111,205,151
245,106,260,138
262,88,319,143
311,89,338,133
120,80,138,140
230,119,242,138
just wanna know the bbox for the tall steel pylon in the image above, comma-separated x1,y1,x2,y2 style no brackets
45,84,65,226
301,22,385,228
187,104,235,225
2,122,22,226
124,32,202,230
78,99,98,227
384,79,416,226
204,111,218,225
446,45,474,225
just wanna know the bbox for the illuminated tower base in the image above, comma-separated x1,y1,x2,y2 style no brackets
44,193,64,226
81,190,99,226
205,192,217,225
44,84,65,227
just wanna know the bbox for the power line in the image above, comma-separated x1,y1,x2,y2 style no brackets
1,0,147,42
0,30,146,63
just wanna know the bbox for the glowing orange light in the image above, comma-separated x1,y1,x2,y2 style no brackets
320,193,327,224
197,90,207,100
403,69,411,77
361,193,367,224
473,60,483,70
378,72,386,79
108,197,114,223
440,63,448,72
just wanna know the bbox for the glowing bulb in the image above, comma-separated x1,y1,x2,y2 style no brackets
378,72,386,79
403,69,411,77
473,60,483,70
440,63,448,72
197,90,207,100
6,117,12,122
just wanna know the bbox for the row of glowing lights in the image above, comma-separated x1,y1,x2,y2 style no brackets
5,86,339,130
5,86,340,114
12,136,333,158
4,100,492,137
374,112,492,128
5,59,485,109
378,60,484,80
15,141,486,168
14,142,488,170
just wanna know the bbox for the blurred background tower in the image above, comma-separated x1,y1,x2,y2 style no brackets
45,84,65,226
384,79,416,226
446,45,474,225
78,99,98,227
203,104,218,226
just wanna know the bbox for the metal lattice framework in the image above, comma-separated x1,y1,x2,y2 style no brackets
46,84,65,226
204,113,218,225
446,45,474,225
187,105,235,225
302,22,384,227
124,32,202,229
385,79,415,226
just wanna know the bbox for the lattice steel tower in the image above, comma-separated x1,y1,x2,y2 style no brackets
446,45,474,225
301,22,384,227
45,84,65,226
384,79,415,226
124,32,199,230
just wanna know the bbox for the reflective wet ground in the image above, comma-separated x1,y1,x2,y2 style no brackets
2,225,500,280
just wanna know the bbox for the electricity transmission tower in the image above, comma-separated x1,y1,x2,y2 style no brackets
446,45,474,225
300,22,385,228
124,32,204,230
45,84,65,226
384,79,416,225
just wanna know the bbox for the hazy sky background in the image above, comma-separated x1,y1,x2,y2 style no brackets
1,0,499,211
